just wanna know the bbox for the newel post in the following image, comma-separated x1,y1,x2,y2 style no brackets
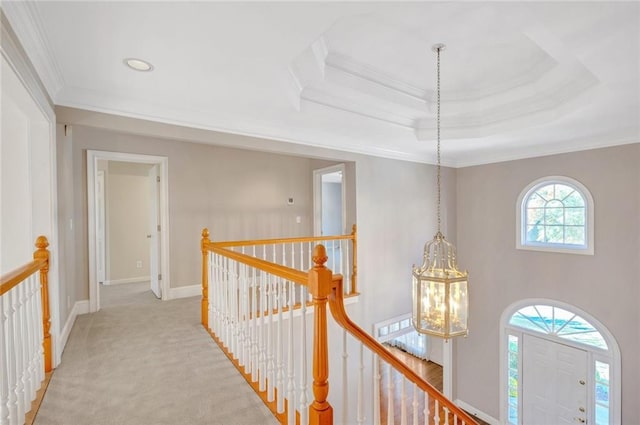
308,244,334,425
34,236,52,372
351,224,358,294
201,228,210,329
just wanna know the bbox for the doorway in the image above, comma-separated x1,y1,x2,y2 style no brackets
522,335,587,424
501,300,620,425
313,164,346,237
87,151,170,312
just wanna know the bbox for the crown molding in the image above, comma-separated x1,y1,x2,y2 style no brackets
1,1,64,100
451,137,640,168
55,85,439,165
0,10,54,119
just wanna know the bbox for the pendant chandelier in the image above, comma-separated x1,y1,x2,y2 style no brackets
412,44,469,339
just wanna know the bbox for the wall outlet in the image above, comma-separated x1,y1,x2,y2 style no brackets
136,260,143,269
296,216,301,224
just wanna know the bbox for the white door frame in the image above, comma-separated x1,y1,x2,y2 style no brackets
313,164,346,236
500,298,621,425
87,150,170,312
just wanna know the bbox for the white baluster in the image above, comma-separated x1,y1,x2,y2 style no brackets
276,277,285,414
401,377,407,425
412,383,419,425
357,343,365,425
286,282,296,425
251,265,259,383
434,399,440,425
373,353,381,425
26,277,37,402
424,392,430,425
299,242,305,272
267,274,275,402
343,239,350,294
238,262,245,368
298,285,308,425
332,240,338,275
1,293,10,425
6,290,18,424
242,263,251,372
387,362,395,425
14,284,25,421
34,276,44,384
231,260,238,357
342,329,348,425
258,269,267,392
444,407,450,425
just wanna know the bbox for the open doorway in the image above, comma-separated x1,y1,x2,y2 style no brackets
313,164,346,237
87,151,170,312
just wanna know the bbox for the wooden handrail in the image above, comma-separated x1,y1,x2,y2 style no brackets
0,236,52,373
326,274,479,425
209,231,356,249
0,259,47,296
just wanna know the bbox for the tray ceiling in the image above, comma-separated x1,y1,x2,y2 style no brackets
3,1,638,166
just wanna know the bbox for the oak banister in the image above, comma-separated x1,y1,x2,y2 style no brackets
308,245,333,425
211,234,355,249
33,236,52,373
327,275,479,425
207,244,308,285
0,259,47,296
350,224,357,294
201,228,211,328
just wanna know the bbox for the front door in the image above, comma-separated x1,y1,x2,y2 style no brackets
522,334,588,424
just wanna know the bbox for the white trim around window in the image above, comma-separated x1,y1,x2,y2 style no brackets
516,176,594,255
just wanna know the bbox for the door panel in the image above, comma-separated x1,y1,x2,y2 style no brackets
523,334,587,425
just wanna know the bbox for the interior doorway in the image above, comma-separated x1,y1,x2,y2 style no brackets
313,164,346,237
87,151,170,312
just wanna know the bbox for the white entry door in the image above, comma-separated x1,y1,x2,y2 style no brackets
148,165,161,299
523,334,588,425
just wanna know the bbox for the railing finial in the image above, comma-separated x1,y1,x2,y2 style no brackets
312,245,328,268
33,236,51,372
201,228,211,329
35,235,49,251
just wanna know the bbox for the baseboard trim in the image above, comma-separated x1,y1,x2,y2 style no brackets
169,284,201,300
57,300,89,364
102,276,149,285
455,399,499,425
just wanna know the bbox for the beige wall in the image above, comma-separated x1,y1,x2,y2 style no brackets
106,161,151,282
455,144,640,422
64,124,316,298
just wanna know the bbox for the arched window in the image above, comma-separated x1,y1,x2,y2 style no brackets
516,176,594,254
501,300,620,425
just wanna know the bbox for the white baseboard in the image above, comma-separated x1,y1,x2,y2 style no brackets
57,300,89,365
455,399,499,425
169,284,201,300
102,276,149,285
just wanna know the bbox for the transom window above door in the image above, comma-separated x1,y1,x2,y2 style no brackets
509,304,607,350
516,176,594,254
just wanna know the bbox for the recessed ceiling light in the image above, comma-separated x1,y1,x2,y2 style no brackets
124,58,154,72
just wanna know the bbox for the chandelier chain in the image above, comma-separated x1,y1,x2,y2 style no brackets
436,45,442,235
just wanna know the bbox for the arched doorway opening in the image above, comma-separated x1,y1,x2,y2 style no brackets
500,299,620,425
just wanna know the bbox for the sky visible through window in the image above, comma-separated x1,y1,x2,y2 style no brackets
525,183,586,246
509,305,607,349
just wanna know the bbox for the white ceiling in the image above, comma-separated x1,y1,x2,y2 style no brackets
4,1,639,167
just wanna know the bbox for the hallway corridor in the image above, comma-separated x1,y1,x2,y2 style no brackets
34,291,278,425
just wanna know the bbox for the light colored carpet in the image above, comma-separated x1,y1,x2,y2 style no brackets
34,291,278,425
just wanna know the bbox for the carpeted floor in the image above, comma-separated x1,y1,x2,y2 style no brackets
34,284,278,425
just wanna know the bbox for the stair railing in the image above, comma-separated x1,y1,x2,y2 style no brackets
0,236,52,425
201,228,477,425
